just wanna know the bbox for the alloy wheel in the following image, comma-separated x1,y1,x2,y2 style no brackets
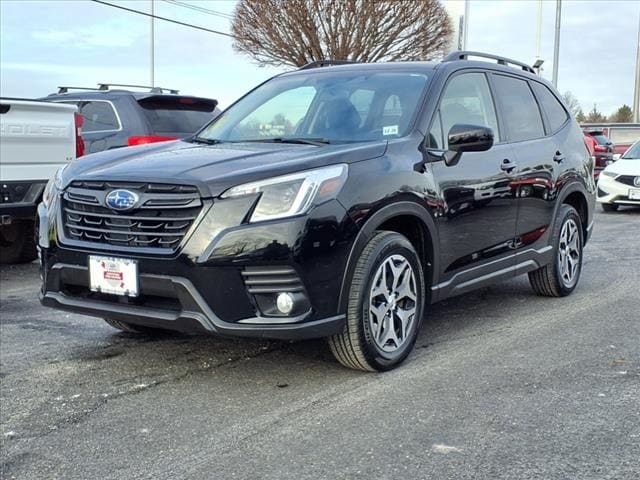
557,218,581,288
368,254,417,353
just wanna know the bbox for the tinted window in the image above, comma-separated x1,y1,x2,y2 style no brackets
587,132,611,145
493,75,544,142
76,101,120,132
429,72,499,149
531,82,568,132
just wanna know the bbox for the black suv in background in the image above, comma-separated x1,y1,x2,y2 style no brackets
39,52,595,371
44,84,220,154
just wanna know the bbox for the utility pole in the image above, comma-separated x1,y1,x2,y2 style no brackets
552,0,561,87
633,9,640,122
150,0,155,87
535,0,543,61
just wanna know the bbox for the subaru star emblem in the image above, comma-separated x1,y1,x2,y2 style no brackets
105,189,139,211
635,176,640,187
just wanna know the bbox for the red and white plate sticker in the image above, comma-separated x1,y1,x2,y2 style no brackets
89,255,139,297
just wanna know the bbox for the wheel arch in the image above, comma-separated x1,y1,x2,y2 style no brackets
338,201,439,313
556,181,592,245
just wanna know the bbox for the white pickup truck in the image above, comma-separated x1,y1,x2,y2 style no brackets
1,98,80,264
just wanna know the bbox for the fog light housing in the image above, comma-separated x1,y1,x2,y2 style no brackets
276,292,294,315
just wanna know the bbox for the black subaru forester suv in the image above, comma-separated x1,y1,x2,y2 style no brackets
39,52,595,371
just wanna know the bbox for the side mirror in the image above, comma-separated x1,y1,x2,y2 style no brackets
444,124,494,166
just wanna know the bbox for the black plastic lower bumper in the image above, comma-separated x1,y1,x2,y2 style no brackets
40,263,345,340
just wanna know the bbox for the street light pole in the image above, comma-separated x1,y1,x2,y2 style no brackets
150,0,155,87
552,0,561,87
462,0,470,50
633,9,640,122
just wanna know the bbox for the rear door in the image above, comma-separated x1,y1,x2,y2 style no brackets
427,71,519,290
135,95,219,138
491,75,559,247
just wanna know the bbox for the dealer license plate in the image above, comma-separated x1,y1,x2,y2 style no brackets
89,255,139,297
629,189,640,200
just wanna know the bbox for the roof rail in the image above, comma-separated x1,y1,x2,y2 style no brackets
97,83,180,94
56,86,102,94
299,60,360,70
443,51,536,74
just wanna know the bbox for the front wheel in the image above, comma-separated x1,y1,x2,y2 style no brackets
528,204,583,297
328,231,425,371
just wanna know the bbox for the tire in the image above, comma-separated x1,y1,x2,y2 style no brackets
103,318,169,335
0,221,37,265
528,204,583,297
328,231,425,372
601,203,618,212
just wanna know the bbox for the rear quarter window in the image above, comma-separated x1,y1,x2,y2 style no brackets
531,82,569,132
67,101,120,133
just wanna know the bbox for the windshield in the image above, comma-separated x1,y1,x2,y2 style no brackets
622,142,640,159
197,70,429,143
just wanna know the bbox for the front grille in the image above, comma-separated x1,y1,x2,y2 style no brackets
616,175,639,187
241,266,304,294
61,181,202,252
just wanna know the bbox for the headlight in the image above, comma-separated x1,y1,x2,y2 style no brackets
222,164,348,222
601,170,617,178
42,165,66,208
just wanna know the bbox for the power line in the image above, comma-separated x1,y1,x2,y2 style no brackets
162,0,234,20
90,0,234,38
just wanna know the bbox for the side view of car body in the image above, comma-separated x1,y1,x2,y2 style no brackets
43,84,220,154
597,140,640,211
39,52,595,371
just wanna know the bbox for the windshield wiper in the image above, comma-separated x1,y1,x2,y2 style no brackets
240,137,330,146
190,136,225,145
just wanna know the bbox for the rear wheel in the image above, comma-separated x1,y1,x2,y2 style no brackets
103,318,169,335
601,203,618,212
0,221,37,265
528,204,583,297
328,231,425,372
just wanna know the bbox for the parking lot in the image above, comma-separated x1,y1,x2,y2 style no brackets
1,207,638,480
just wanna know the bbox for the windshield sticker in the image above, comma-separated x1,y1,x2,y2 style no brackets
383,125,399,136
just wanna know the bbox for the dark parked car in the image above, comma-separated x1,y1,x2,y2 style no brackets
44,84,220,154
39,52,595,371
583,129,614,178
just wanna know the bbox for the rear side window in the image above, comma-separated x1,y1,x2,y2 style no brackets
588,132,611,145
138,96,218,135
531,82,569,132
429,72,500,149
493,75,544,142
75,101,120,133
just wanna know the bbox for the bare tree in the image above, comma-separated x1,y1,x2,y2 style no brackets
232,0,453,68
562,91,581,117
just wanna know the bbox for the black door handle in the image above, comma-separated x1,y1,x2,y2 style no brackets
500,158,517,172
553,151,565,163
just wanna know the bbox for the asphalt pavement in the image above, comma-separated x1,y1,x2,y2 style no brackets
1,207,639,480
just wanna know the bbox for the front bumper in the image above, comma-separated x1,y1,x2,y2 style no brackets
39,196,355,340
596,175,640,206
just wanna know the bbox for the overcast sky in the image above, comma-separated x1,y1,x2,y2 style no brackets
1,0,638,116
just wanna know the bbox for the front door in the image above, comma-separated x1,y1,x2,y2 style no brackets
426,72,519,295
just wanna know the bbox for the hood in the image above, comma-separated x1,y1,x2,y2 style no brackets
604,158,640,176
62,139,387,197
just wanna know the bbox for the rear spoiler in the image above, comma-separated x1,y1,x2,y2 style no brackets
136,95,218,112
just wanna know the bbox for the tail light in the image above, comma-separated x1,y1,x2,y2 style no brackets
127,135,178,146
594,144,607,153
74,112,85,158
